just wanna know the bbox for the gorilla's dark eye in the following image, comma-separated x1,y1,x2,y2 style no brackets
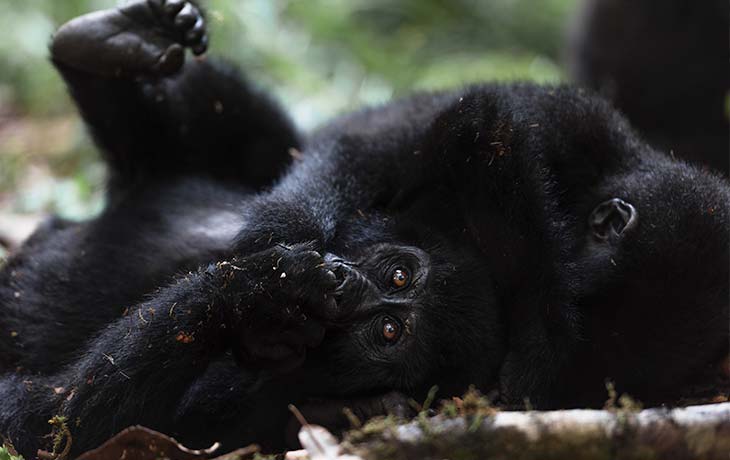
391,268,409,288
382,316,402,343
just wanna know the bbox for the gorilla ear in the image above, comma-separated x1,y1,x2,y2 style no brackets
588,198,638,241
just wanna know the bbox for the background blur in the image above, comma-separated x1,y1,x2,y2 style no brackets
0,0,578,260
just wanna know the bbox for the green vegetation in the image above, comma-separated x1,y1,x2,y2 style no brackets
0,444,23,460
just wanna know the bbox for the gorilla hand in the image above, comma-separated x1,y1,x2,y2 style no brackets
216,243,339,373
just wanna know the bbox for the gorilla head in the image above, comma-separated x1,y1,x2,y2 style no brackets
302,215,505,400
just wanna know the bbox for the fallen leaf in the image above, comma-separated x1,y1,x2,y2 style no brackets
75,426,258,460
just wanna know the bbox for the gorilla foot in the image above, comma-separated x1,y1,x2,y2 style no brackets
50,0,208,77
147,0,208,55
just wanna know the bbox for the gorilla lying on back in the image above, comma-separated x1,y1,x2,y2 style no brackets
1,1,728,456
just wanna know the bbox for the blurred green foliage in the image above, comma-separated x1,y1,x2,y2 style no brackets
0,444,24,460
0,0,577,220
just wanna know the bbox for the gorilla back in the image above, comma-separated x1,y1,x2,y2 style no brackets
0,1,728,457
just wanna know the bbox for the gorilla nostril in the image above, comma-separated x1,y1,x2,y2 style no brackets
589,198,638,241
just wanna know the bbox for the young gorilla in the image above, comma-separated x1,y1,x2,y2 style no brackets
0,1,728,456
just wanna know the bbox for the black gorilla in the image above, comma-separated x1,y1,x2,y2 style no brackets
567,0,729,174
0,1,728,457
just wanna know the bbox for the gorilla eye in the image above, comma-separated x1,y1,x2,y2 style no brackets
391,268,409,288
382,317,402,343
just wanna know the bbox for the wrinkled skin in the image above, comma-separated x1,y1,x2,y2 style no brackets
0,1,728,457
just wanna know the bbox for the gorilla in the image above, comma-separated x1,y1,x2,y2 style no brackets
567,0,729,174
0,1,727,457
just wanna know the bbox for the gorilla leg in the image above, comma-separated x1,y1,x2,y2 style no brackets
51,0,300,194
0,180,253,374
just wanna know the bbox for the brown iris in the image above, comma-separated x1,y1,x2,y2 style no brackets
391,268,408,288
382,317,401,343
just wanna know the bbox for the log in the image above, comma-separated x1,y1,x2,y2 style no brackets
332,402,730,460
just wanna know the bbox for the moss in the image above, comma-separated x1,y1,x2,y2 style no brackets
421,385,439,412
0,445,24,460
345,386,662,460
47,415,72,460
251,454,281,460
604,382,643,413
344,415,401,444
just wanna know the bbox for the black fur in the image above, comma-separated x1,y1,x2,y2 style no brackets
568,0,729,174
1,1,728,456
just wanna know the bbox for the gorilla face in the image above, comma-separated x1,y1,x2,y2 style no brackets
325,244,432,322
301,240,505,399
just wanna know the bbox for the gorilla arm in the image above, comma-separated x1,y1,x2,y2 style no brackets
0,245,332,458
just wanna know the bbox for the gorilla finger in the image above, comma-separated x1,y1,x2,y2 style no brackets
192,34,208,55
185,17,206,44
164,0,185,17
174,3,197,28
300,267,337,293
147,0,164,14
